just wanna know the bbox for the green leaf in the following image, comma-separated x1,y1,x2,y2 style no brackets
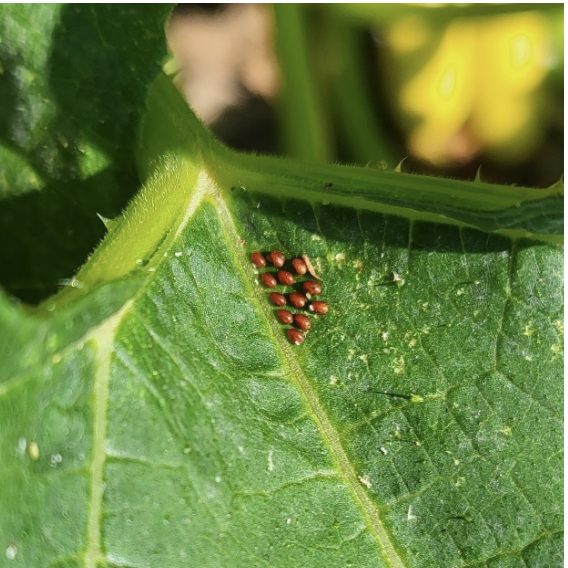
0,4,172,303
1,74,563,567
0,8,563,568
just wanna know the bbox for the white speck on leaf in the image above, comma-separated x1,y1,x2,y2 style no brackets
215,476,222,483
17,438,26,455
353,259,364,272
380,446,388,455
50,453,62,467
392,271,404,283
5,544,17,560
174,251,182,257
550,344,562,357
268,450,274,472
407,506,417,521
393,356,405,375
358,475,372,489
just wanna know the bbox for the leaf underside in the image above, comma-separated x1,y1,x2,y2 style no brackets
0,167,562,567
0,4,563,568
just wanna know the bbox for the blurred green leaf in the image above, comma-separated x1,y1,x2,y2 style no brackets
273,4,332,163
0,4,172,303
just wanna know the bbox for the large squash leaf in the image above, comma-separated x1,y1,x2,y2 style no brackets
0,5,563,568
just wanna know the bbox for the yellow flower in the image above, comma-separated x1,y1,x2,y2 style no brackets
386,11,555,165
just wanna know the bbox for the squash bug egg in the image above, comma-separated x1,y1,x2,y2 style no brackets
309,301,329,314
261,273,278,288
269,292,287,306
291,258,307,275
251,252,267,267
293,314,311,330
289,292,307,308
276,310,294,325
303,281,322,295
287,328,305,345
267,250,285,267
277,270,296,286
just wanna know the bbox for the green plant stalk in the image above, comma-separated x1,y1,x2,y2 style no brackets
217,142,563,239
147,74,563,244
325,13,396,166
273,4,333,163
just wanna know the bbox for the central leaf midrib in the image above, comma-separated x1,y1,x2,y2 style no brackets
213,185,407,568
81,164,407,567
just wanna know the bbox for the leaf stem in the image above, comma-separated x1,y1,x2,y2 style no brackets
273,4,332,163
325,14,395,167
216,149,563,244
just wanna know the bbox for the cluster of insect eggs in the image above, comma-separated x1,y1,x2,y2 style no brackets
251,251,328,345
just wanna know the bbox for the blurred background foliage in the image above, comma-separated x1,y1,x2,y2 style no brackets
168,3,564,187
